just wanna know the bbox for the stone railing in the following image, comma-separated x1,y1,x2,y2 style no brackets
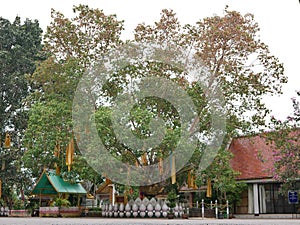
101,197,185,218
0,207,9,217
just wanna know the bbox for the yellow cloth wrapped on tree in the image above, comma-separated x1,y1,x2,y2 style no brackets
206,178,212,197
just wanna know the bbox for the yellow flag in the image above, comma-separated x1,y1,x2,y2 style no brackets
56,166,61,175
66,138,74,171
188,170,197,189
141,152,147,166
171,154,176,184
206,178,212,197
159,157,163,175
4,133,10,148
188,170,192,188
54,143,60,157
54,143,61,175
191,174,198,189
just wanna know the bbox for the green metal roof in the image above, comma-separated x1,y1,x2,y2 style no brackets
31,170,87,195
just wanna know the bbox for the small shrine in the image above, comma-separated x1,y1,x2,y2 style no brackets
31,169,87,207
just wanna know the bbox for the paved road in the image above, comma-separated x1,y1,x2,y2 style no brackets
0,218,300,225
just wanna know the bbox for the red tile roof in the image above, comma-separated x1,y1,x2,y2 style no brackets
229,135,275,180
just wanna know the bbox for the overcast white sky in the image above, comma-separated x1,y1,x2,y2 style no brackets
1,0,299,120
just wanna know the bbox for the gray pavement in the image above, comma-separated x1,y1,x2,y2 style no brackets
0,218,300,225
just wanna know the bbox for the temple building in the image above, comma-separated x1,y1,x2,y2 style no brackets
229,134,299,215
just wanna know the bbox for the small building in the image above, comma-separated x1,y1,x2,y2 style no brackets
31,170,87,207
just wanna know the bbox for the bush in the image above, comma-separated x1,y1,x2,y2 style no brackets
12,199,26,210
167,190,177,210
52,198,71,208
88,207,101,212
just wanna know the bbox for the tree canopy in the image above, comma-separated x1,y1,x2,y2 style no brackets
7,5,288,204
23,5,124,187
0,16,43,206
88,7,286,199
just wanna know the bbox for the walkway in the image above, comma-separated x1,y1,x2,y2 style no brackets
0,217,300,225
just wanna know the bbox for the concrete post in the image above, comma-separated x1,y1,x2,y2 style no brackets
253,183,259,216
226,200,229,219
215,200,218,219
202,199,204,219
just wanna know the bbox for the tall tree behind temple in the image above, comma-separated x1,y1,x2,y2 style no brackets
0,16,43,205
23,5,124,182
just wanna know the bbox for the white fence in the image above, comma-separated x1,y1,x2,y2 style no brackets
101,197,185,218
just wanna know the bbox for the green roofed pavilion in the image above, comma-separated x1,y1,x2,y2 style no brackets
31,170,87,196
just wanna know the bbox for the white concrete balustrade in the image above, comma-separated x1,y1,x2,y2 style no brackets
101,197,185,218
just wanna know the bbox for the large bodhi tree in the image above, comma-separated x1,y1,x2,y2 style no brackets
118,7,285,201
0,16,43,206
24,5,287,203
76,7,286,202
